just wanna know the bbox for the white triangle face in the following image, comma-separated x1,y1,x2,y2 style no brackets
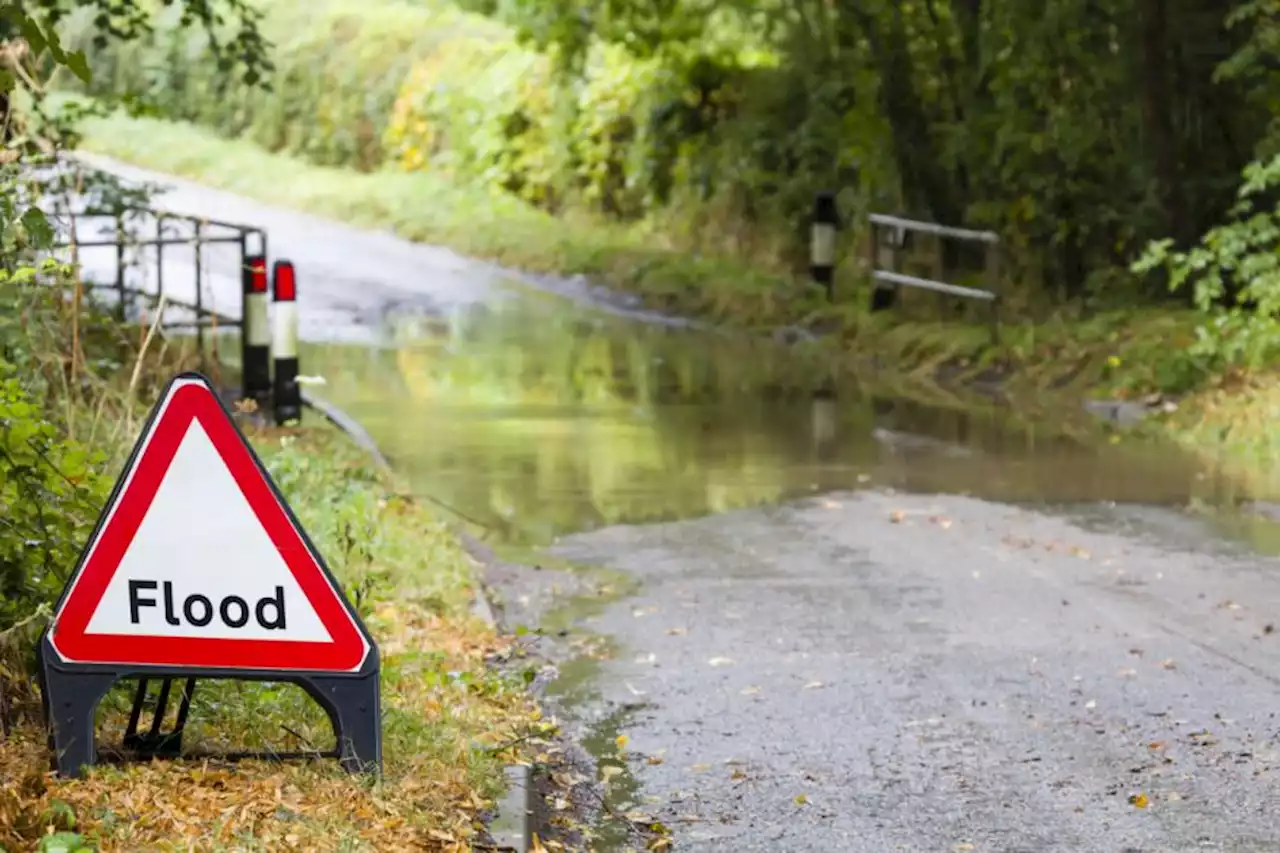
84,420,334,642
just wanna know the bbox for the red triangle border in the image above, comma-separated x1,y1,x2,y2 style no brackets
50,376,368,673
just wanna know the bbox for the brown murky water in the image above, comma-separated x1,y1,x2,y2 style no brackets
300,287,1249,547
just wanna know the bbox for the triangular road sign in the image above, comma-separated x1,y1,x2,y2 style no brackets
48,372,371,673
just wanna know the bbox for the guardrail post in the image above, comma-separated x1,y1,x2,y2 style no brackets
870,224,900,313
241,252,270,403
930,234,947,318
114,214,126,322
810,192,838,302
271,260,301,425
985,242,1002,344
155,215,165,306
193,220,206,356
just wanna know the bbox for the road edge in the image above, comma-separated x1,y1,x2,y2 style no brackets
298,391,535,853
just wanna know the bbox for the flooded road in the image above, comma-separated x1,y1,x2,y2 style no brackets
304,291,1248,548
77,154,1280,850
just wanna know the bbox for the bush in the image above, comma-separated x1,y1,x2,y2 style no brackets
0,353,110,723
0,364,108,634
383,34,562,206
66,0,508,172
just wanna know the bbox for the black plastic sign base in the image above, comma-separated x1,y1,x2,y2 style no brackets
38,636,381,777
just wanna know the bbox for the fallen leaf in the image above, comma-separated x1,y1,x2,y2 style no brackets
794,794,809,806
953,845,975,852
690,764,712,773
601,766,624,781
616,735,629,751
708,657,734,667
889,510,906,523
740,686,761,696
647,756,664,766
803,680,825,690
1128,792,1150,809
1160,659,1177,670
730,768,747,781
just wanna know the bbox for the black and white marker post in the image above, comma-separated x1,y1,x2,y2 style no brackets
241,255,271,404
272,260,302,425
810,191,839,301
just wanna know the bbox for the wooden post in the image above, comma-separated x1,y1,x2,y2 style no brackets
931,233,947,319
870,223,899,313
984,240,1002,344
864,220,877,297
810,192,838,302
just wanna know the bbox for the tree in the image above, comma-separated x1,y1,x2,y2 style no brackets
0,0,273,259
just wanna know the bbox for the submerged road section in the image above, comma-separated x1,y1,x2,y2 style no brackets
549,491,1280,852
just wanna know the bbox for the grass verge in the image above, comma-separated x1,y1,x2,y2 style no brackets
1,421,546,852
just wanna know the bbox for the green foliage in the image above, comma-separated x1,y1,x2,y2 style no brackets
1133,153,1280,380
261,430,476,614
0,357,108,635
1,0,274,264
34,832,93,853
64,0,1278,303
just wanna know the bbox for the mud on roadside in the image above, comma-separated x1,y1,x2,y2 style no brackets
463,534,671,852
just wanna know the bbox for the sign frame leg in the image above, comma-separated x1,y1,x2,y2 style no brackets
38,638,119,778
296,666,382,774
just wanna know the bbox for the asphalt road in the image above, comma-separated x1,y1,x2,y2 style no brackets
547,491,1280,852
53,153,680,344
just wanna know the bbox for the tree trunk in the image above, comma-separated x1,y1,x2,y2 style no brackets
854,3,965,225
1139,0,1190,245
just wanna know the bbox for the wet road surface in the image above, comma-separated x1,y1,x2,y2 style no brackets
64,154,1280,851
55,153,679,344
547,492,1280,852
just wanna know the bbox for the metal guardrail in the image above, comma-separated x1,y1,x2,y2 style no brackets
45,206,267,353
868,213,999,245
866,211,1002,342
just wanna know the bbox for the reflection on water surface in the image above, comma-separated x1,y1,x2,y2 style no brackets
302,292,1245,546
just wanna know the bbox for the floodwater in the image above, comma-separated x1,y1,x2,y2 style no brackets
301,285,1252,547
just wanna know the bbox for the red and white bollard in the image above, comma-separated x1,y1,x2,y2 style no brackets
241,255,271,403
271,260,301,425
